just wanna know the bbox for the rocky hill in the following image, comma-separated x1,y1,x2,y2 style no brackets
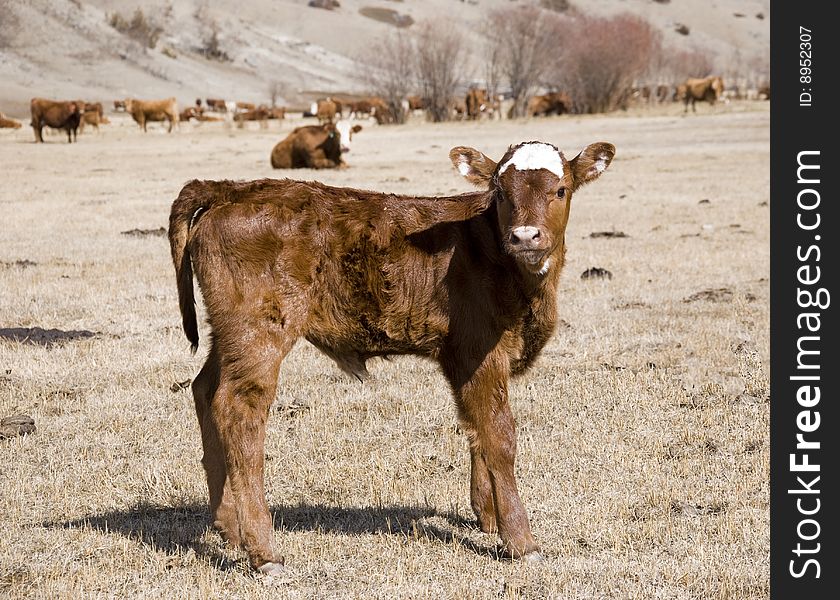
0,0,770,117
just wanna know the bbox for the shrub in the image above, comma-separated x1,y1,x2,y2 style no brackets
552,13,662,113
108,8,162,49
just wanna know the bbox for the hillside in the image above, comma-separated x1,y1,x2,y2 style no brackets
0,0,770,117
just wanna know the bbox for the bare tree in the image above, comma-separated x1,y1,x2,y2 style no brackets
484,4,566,118
553,13,661,113
482,29,504,117
0,0,20,49
361,32,415,124
268,81,285,108
414,20,466,122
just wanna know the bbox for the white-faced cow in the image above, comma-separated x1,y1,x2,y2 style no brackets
269,121,363,169
168,138,616,575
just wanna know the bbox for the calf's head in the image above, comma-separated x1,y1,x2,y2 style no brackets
451,141,615,275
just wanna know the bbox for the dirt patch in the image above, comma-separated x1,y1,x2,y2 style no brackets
0,327,97,347
0,414,36,439
683,288,735,303
120,227,167,237
169,380,192,393
581,267,613,280
0,259,38,268
589,231,628,238
359,6,414,27
671,500,727,517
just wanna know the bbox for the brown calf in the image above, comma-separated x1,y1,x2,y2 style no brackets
169,139,615,574
30,98,86,143
79,111,110,133
269,122,362,169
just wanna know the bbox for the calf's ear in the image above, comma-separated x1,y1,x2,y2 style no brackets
449,146,498,186
569,142,615,189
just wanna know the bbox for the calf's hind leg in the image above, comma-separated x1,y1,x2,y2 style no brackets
210,329,294,574
191,343,240,547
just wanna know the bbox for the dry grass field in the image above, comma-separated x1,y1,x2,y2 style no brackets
0,102,769,599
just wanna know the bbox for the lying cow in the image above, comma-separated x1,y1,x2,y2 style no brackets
0,112,22,129
30,98,85,143
682,76,725,112
168,138,615,575
125,97,179,132
269,121,362,169
527,92,572,117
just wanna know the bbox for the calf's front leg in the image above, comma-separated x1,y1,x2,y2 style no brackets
443,351,540,559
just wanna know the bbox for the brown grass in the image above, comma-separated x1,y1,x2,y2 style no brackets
0,102,769,598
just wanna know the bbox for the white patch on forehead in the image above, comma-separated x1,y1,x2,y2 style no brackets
499,143,565,179
310,102,318,115
538,258,552,276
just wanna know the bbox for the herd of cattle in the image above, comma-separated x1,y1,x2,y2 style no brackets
2,75,763,170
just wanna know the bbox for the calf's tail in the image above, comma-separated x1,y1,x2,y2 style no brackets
168,180,213,352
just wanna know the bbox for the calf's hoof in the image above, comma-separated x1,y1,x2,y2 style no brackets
522,551,544,563
257,561,287,578
499,542,542,561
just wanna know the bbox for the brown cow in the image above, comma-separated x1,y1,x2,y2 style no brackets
235,101,256,113
465,88,489,120
312,98,338,124
527,92,572,117
269,121,362,169
113,100,126,112
347,99,373,119
125,97,179,132
758,83,771,100
168,138,615,574
0,112,22,129
206,98,228,112
406,95,426,111
234,106,271,128
30,98,86,143
682,76,725,112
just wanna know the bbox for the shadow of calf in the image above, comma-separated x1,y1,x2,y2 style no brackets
0,327,97,347
43,501,495,566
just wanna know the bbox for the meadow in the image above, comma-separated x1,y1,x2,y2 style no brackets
0,102,769,599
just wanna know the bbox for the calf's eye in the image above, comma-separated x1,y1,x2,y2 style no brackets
556,188,566,199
